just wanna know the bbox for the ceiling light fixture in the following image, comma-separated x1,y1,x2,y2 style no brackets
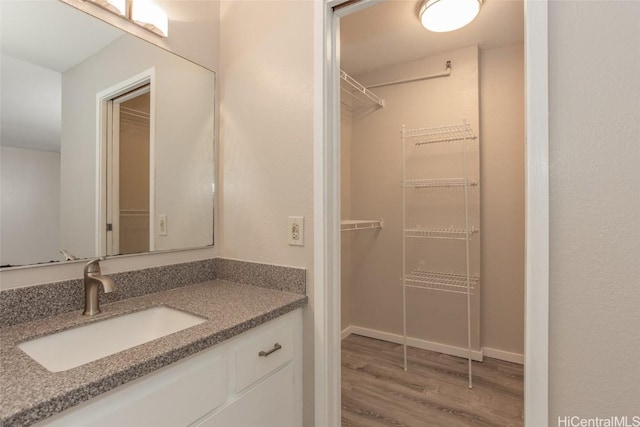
87,0,127,16
419,0,482,33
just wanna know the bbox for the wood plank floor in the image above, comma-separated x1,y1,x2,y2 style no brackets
342,335,524,427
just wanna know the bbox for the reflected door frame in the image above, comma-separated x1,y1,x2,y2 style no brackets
96,68,157,257
106,83,151,255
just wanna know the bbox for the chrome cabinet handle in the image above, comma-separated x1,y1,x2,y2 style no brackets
258,343,282,357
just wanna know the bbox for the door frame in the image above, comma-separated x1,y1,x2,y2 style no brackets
106,98,121,255
106,84,152,255
312,0,549,425
96,68,157,257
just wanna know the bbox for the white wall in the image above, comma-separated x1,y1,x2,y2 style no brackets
0,54,62,152
0,147,61,266
60,35,214,258
217,1,314,424
0,1,219,289
479,43,525,357
548,0,640,420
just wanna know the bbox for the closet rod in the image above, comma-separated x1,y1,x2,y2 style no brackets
367,61,451,89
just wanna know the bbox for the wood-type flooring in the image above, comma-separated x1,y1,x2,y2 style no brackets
342,335,524,427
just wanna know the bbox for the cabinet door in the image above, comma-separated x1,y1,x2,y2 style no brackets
196,364,296,427
38,350,227,427
235,320,294,392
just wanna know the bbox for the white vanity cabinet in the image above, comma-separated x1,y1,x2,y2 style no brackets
196,363,296,427
37,309,302,427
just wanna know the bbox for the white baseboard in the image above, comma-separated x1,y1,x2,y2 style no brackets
342,325,525,365
483,347,524,365
341,325,353,340
342,325,484,362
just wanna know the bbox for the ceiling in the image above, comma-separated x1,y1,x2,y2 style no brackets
1,1,123,73
340,0,524,77
0,1,124,152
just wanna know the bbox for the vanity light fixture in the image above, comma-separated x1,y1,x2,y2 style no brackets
131,0,169,37
419,0,482,33
84,0,169,38
87,0,127,16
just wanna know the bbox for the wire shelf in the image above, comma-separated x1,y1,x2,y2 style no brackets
404,123,476,146
119,209,150,217
341,219,383,232
404,269,479,295
403,178,478,188
400,119,477,386
405,226,478,240
340,69,385,108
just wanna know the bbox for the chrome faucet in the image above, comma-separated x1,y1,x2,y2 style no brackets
83,258,115,316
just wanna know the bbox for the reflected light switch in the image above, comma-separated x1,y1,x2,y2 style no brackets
159,214,167,236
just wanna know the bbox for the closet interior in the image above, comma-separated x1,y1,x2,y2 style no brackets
340,0,525,421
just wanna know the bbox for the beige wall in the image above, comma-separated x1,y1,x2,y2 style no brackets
217,1,315,424
341,109,353,330
549,0,640,420
341,44,526,359
479,43,525,356
345,46,481,351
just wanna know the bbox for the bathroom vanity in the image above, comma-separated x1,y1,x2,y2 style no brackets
0,280,306,426
0,1,308,424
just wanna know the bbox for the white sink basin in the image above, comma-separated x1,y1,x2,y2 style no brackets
18,306,207,372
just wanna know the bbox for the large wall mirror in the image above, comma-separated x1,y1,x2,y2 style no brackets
0,0,215,268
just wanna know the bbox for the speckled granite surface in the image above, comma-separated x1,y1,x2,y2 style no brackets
0,280,307,426
0,259,218,328
0,258,307,328
216,258,306,294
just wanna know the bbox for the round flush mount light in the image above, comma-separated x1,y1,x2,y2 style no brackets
419,0,482,33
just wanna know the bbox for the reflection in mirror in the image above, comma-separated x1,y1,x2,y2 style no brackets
0,1,215,268
109,86,152,256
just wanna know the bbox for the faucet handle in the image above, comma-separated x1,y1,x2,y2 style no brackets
60,249,78,261
84,258,104,274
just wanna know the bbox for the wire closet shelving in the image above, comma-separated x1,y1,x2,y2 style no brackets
339,71,384,235
340,69,385,110
405,226,478,240
401,119,479,388
403,178,478,188
341,219,383,232
404,270,480,295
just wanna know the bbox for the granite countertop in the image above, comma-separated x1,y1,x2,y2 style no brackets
0,280,307,426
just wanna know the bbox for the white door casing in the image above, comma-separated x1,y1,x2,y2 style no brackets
96,69,156,257
313,1,549,426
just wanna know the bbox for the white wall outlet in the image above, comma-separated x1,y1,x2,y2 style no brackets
288,216,304,246
159,214,168,236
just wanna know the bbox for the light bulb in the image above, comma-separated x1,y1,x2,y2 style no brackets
419,0,482,33
131,0,168,37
